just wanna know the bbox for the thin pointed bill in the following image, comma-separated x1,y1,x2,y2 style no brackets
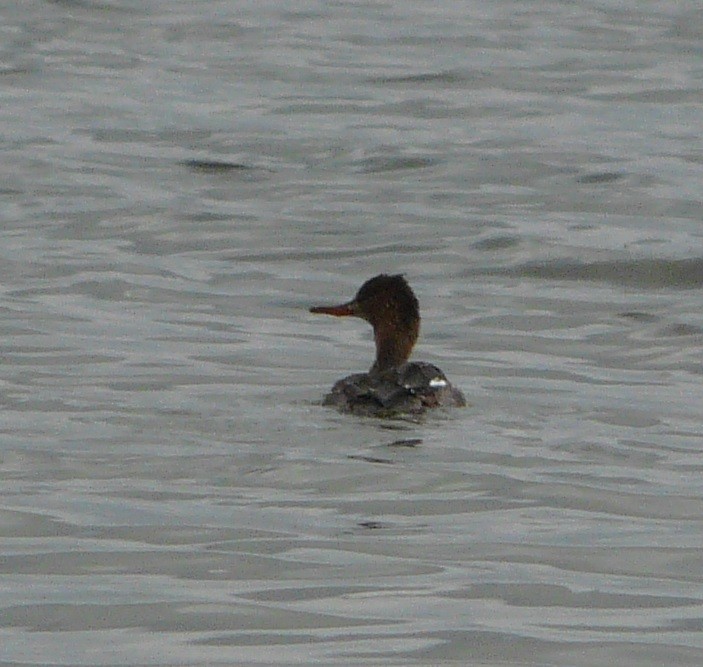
310,301,357,317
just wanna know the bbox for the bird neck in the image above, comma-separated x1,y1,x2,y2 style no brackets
370,320,418,375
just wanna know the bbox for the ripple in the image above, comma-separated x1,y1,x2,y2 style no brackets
576,172,625,184
490,257,703,289
181,159,262,174
352,155,440,174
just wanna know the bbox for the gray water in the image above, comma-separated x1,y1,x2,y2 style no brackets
2,1,703,665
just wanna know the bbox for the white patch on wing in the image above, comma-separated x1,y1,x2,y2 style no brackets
429,377,447,388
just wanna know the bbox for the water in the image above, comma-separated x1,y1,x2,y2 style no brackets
1,1,703,665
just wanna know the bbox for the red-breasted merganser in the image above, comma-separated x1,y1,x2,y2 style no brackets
310,274,466,416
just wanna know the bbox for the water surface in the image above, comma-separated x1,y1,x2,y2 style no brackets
1,1,703,665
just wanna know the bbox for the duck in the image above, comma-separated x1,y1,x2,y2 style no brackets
310,274,465,416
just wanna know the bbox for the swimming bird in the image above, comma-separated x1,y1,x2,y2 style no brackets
310,274,465,416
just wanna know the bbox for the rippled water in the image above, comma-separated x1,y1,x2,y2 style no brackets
2,1,703,665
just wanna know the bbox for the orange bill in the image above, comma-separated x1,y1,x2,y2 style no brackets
310,301,357,316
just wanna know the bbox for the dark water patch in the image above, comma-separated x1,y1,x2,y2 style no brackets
9,278,159,302
376,629,564,663
273,102,372,115
353,155,439,174
387,438,422,448
0,66,37,77
589,89,702,103
670,618,703,632
681,152,703,165
47,0,120,8
1,602,169,632
447,583,701,609
576,171,624,184
369,69,473,85
486,257,703,289
195,632,345,647
177,211,237,223
2,600,368,633
182,159,260,174
239,585,378,602
619,312,660,323
472,235,521,251
347,454,394,465
0,186,25,196
588,409,661,429
660,322,703,336
87,128,212,143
